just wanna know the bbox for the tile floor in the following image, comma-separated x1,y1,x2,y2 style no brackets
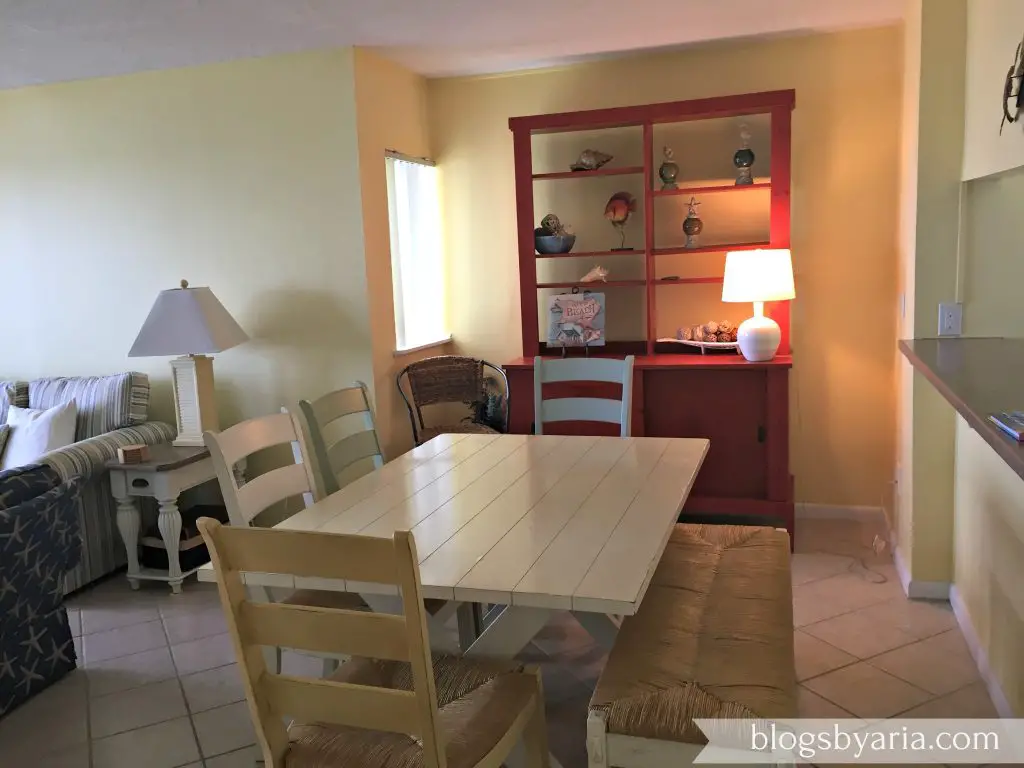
0,517,999,768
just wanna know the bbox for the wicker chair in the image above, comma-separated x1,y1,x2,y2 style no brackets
397,356,508,446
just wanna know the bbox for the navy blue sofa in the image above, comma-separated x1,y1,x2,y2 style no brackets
0,464,84,718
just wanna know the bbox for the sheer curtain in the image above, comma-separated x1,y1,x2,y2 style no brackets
386,156,447,350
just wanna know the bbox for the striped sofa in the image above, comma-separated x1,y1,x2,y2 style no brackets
0,374,175,593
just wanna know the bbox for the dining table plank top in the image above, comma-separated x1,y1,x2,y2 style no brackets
201,432,708,616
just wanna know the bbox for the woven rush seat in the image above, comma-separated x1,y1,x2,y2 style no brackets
587,524,795,764
287,655,537,768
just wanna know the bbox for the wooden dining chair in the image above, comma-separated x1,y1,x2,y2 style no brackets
203,412,370,672
294,381,384,498
533,356,635,437
198,518,550,768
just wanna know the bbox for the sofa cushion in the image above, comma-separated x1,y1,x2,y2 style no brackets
30,373,150,440
2,402,79,472
0,463,61,512
0,381,28,425
0,605,78,719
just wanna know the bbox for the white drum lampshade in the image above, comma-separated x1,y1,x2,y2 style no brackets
128,281,249,446
721,249,795,362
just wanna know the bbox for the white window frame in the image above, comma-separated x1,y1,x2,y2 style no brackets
385,150,450,354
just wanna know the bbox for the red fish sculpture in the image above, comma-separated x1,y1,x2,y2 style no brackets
604,191,637,250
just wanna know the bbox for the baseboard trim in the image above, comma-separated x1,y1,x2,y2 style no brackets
795,503,885,521
950,586,1015,718
888,531,951,600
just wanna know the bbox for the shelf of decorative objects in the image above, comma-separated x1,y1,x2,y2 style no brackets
533,166,645,180
656,338,740,354
651,241,770,257
653,180,771,197
534,248,645,260
536,279,647,289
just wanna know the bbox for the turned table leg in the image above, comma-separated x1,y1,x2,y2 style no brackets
115,496,142,591
157,496,184,594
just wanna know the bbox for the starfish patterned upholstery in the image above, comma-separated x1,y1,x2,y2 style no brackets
0,464,84,718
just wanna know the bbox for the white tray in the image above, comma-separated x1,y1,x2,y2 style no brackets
657,338,739,354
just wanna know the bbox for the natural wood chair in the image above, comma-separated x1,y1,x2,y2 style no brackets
198,519,550,768
294,381,384,498
533,356,635,437
398,356,508,446
204,412,370,672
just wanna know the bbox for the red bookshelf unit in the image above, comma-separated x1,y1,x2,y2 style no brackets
504,89,796,538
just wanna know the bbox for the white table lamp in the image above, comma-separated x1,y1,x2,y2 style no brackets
722,249,795,362
129,280,248,447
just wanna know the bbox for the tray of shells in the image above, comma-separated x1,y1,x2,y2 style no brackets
658,320,739,353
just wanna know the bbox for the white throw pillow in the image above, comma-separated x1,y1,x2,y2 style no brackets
1,401,78,470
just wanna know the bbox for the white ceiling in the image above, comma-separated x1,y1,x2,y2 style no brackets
0,0,904,90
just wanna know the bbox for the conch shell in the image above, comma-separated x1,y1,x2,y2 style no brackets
570,149,613,172
580,265,609,283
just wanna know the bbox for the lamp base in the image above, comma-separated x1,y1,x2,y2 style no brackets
170,355,220,447
737,314,781,362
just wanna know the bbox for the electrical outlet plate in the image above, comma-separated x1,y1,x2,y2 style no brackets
938,302,963,336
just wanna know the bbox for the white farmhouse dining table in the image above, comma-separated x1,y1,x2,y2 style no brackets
198,432,708,659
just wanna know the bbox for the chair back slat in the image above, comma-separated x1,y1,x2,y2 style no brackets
211,411,299,468
233,464,312,525
297,382,384,497
211,523,399,584
198,518,447,768
540,397,624,425
533,355,635,438
261,675,420,736
239,601,411,662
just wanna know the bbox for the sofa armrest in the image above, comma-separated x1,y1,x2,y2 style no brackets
40,422,177,482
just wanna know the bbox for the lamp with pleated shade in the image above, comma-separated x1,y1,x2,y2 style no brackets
722,249,795,362
128,280,248,446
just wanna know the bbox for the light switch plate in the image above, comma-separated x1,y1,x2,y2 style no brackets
938,302,963,336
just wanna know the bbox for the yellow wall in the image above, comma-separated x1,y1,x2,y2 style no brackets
954,414,1024,714
429,27,902,507
352,49,452,459
963,0,1024,180
0,49,372,432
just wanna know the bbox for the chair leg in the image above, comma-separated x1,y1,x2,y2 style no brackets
523,674,551,768
587,710,609,768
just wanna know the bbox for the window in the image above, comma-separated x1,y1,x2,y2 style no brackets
385,152,448,352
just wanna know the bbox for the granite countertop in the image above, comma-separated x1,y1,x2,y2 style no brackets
900,337,1024,482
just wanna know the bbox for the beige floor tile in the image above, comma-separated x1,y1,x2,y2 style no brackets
803,662,932,718
791,553,855,586
853,596,958,640
162,606,228,645
92,716,200,768
82,620,168,665
794,630,857,681
181,663,246,713
803,607,919,659
798,686,855,718
868,630,980,695
206,745,263,768
89,677,189,738
899,682,999,718
193,700,258,758
86,647,178,698
29,743,90,768
279,649,331,678
0,672,88,761
80,603,161,635
792,571,903,627
171,632,237,676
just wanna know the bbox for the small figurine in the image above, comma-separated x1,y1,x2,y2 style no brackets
658,146,679,190
682,197,703,249
580,265,609,283
733,124,755,185
604,191,637,250
570,149,613,172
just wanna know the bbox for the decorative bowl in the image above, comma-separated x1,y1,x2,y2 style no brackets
535,234,577,254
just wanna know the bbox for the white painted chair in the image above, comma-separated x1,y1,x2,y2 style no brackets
294,382,384,498
533,356,635,437
203,412,369,674
198,518,551,768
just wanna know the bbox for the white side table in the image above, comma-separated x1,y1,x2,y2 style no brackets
109,444,219,594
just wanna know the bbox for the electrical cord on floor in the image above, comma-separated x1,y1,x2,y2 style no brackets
806,548,890,585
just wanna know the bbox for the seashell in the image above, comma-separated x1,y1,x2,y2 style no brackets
580,265,609,283
570,149,613,172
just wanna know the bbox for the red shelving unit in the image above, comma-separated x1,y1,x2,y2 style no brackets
506,89,797,540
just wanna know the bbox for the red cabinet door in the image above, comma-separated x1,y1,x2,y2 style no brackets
643,369,768,499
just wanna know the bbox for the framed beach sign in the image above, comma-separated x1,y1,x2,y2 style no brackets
547,291,606,347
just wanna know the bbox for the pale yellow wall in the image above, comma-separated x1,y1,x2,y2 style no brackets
954,414,1024,714
0,50,373,436
896,0,966,583
352,48,452,459
429,27,902,508
963,0,1024,180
